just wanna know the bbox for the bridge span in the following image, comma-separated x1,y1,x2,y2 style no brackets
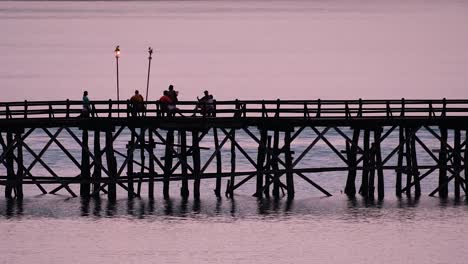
1,99,467,201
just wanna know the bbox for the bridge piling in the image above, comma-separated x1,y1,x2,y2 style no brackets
105,130,117,201
255,129,267,198
192,130,201,200
374,128,384,200
148,130,155,199
396,127,404,197
163,130,174,199
80,129,90,197
454,129,461,199
345,128,360,197
411,128,421,197
180,130,189,198
285,130,295,199
92,131,101,196
439,126,448,198
264,135,272,198
213,128,222,197
228,129,236,198
359,129,370,197
127,129,135,199
405,127,412,196
15,131,23,200
272,130,280,198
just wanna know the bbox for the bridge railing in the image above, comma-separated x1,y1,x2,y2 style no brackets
1,98,468,120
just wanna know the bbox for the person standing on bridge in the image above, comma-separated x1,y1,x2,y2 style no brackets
80,91,91,118
130,90,145,117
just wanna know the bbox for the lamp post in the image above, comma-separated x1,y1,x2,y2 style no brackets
146,47,153,101
115,45,121,117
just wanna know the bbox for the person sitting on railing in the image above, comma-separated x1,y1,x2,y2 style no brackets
79,91,91,118
193,90,215,117
167,84,179,106
130,90,145,117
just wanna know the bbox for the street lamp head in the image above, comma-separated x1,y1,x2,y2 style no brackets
115,45,121,58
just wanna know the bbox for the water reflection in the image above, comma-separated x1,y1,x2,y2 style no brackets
2,195,468,220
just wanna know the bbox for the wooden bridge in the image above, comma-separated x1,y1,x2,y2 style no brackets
1,98,468,201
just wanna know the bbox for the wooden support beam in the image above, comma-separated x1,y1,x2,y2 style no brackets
264,136,272,198
411,128,421,197
368,142,376,198
180,130,189,198
272,130,280,198
105,130,117,201
163,129,174,199
92,131,101,196
374,128,385,200
127,129,135,199
396,126,404,197
213,128,222,197
137,128,145,198
359,129,370,197
5,132,14,198
80,129,90,197
229,129,236,198
345,128,359,196
15,132,24,199
454,129,461,199
148,130,155,199
405,127,412,196
465,130,468,197
254,129,267,198
439,126,448,198
284,130,295,199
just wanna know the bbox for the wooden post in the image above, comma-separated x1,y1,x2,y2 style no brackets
127,129,135,199
374,128,385,200
193,130,201,199
368,142,376,198
264,135,272,198
5,132,14,198
80,129,90,197
213,128,222,197
15,132,24,199
272,130,280,198
105,130,117,201
411,128,421,197
148,130,155,199
360,129,370,197
454,129,461,199
92,131,102,196
137,128,145,197
229,129,236,197
180,130,189,198
163,129,174,199
405,127,412,196
345,128,360,196
464,130,468,197
396,126,404,197
255,129,267,198
284,130,295,199
439,126,448,198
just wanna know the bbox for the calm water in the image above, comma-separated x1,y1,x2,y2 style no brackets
2,1,468,263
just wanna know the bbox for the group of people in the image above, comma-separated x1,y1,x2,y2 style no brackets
79,85,215,117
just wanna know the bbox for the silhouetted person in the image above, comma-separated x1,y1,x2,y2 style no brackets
159,90,173,116
130,90,145,117
80,91,91,118
194,90,215,116
167,85,179,104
